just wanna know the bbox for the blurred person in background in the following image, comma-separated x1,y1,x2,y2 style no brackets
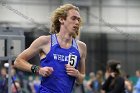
94,70,104,93
87,70,104,93
0,67,8,93
124,74,133,93
27,76,35,93
87,72,96,93
33,76,40,93
11,67,19,82
11,81,22,93
101,60,125,93
134,70,140,93
14,3,87,93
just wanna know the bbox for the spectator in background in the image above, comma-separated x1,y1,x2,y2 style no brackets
11,67,19,82
124,74,133,93
27,76,35,93
101,60,125,93
94,70,104,93
87,70,104,93
11,81,22,93
33,76,40,93
87,72,96,93
134,70,140,93
0,67,8,93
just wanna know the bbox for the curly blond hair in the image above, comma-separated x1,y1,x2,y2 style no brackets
50,4,82,38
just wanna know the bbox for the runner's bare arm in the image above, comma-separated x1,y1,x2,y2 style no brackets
14,36,49,72
76,41,87,84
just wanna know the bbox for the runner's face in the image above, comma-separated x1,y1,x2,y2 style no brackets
63,9,81,35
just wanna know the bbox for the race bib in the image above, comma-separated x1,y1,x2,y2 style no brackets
68,54,77,67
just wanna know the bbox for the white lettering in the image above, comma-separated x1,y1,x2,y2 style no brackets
58,55,61,60
61,55,64,61
53,54,69,62
65,56,69,61
53,54,57,60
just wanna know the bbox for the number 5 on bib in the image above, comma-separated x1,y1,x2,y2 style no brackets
68,54,77,67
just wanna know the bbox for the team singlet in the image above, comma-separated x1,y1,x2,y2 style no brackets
39,34,80,93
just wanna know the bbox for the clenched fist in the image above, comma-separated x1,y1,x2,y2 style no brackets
65,64,79,77
39,67,54,77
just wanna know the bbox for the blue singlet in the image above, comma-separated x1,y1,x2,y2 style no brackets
40,34,80,93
